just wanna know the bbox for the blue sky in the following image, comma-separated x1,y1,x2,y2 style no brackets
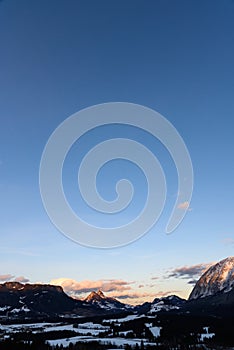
0,0,234,304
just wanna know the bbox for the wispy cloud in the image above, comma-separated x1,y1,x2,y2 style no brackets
107,290,156,301
154,290,181,298
167,262,213,284
110,290,181,303
187,280,198,285
222,237,234,245
0,246,40,257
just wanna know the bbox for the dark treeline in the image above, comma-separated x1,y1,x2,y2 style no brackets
0,312,131,326
0,339,207,350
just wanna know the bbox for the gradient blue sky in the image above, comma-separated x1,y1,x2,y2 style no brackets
0,0,234,304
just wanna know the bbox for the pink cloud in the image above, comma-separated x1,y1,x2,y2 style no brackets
154,290,180,298
14,276,30,283
0,274,14,281
50,278,133,295
50,278,184,305
177,201,192,211
107,290,156,301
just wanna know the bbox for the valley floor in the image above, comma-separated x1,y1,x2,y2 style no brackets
1,314,233,350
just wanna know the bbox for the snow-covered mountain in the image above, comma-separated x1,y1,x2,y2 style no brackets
189,257,234,300
148,295,186,314
85,290,131,311
134,295,186,315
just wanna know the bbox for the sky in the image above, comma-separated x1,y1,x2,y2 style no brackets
0,0,234,304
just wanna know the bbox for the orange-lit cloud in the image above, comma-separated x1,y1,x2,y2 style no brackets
177,201,191,211
14,276,30,283
50,277,183,305
0,274,14,281
50,278,133,295
0,274,30,283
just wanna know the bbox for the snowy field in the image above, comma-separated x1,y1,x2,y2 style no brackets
0,320,217,348
0,321,109,335
48,336,156,347
0,320,158,348
103,314,145,323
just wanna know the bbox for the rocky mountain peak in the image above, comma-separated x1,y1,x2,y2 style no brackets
97,289,105,298
189,257,234,300
85,290,106,303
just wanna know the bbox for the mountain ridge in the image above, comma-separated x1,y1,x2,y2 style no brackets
1,257,234,319
189,256,234,300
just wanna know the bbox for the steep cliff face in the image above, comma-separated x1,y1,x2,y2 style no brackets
189,257,234,300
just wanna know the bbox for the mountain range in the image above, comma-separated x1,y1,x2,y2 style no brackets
1,256,234,320
0,282,131,318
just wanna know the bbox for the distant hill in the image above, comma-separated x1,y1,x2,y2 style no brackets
135,295,186,315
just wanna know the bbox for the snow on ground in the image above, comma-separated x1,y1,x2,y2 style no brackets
103,314,145,323
48,336,156,348
0,323,65,334
0,323,60,333
48,336,89,347
200,333,215,341
119,330,133,336
145,323,153,328
149,301,179,314
78,322,108,329
10,306,30,313
0,322,110,336
75,328,107,336
200,326,215,341
0,306,10,311
0,321,158,348
40,322,109,335
42,322,109,335
149,326,161,338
